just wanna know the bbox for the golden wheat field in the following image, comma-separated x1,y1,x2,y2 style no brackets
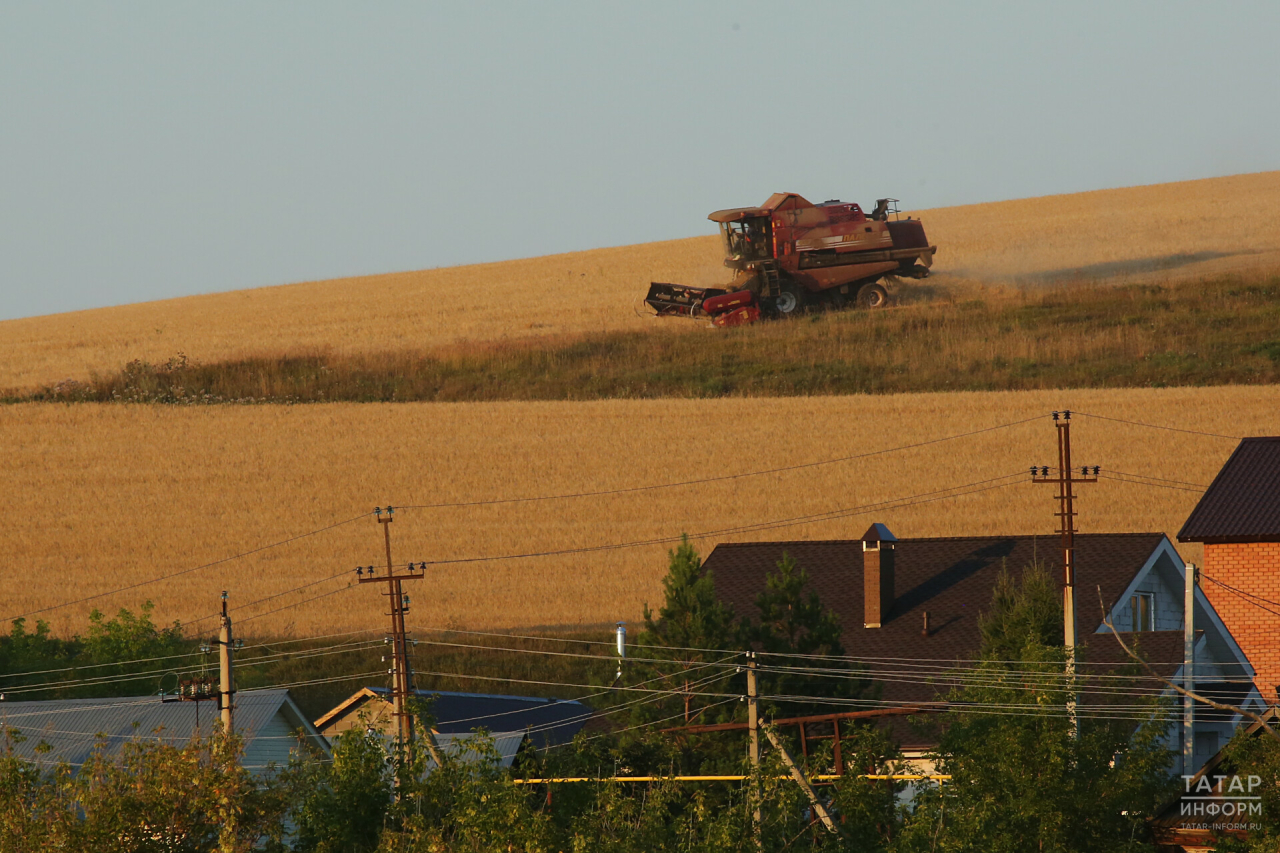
2,386,1275,639
3,172,1280,392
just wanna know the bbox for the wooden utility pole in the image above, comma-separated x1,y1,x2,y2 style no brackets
357,507,425,765
1032,410,1097,737
218,590,235,734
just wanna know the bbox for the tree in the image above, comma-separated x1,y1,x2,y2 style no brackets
292,726,394,853
748,553,866,719
631,536,745,729
896,563,1175,852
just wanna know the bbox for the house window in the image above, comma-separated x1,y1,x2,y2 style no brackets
1195,731,1219,758
1130,593,1154,632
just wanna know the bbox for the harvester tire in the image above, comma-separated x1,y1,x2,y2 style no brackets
772,286,805,317
857,283,888,309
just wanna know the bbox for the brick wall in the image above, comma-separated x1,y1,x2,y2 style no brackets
1202,541,1280,701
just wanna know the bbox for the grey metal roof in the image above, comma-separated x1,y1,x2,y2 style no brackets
1179,437,1280,543
427,731,527,769
366,687,591,749
0,688,327,770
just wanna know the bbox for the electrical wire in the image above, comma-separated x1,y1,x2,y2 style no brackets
1097,473,1205,493
415,473,1025,568
235,582,356,626
1200,574,1280,620
1073,411,1241,441
2,511,372,624
0,638,385,696
395,416,1042,512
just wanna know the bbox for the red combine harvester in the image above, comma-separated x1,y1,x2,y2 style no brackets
645,193,936,326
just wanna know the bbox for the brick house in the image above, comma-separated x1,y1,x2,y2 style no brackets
1179,436,1280,704
705,526,1261,775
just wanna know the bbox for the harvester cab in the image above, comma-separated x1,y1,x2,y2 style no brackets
645,192,936,326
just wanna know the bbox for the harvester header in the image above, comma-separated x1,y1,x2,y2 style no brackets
646,193,936,325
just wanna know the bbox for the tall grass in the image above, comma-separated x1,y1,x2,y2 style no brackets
13,274,1280,403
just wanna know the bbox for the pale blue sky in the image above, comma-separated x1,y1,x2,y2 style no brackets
2,2,1276,320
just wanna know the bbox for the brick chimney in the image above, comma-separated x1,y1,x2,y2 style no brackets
862,523,897,628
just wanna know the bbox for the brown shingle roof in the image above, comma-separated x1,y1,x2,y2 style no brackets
705,533,1175,717
1178,437,1280,543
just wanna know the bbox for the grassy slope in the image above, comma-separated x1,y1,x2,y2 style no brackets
14,272,1280,402
2,171,1279,391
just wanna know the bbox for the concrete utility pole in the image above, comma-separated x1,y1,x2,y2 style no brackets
763,725,839,835
1185,562,1198,775
218,591,235,734
1033,410,1098,737
746,652,761,848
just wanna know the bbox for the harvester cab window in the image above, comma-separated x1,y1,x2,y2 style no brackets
721,218,773,262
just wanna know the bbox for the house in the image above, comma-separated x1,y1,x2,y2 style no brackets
1178,436,1280,703
703,527,1262,774
314,687,592,751
0,688,329,773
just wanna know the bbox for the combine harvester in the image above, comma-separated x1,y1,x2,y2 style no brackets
645,193,936,326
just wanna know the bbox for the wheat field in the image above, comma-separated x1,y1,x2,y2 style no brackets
3,172,1279,392
2,386,1275,639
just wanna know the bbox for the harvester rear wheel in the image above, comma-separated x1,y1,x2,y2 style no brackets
857,282,888,309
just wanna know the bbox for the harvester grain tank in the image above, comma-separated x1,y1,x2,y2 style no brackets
645,193,936,325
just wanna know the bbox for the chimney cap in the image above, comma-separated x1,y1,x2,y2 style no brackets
861,523,898,544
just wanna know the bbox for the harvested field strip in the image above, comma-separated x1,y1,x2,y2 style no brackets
2,171,1278,391
13,273,1280,403
2,387,1275,638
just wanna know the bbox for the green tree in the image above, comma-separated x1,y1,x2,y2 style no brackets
748,553,866,719
630,536,745,729
896,563,1175,852
1210,729,1280,852
293,726,394,853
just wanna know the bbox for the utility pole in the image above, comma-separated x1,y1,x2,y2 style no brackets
356,506,426,773
1184,563,1198,775
746,652,761,848
1032,410,1098,737
763,725,839,835
218,591,235,734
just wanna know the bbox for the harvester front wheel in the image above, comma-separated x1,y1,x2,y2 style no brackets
857,282,888,309
772,287,805,317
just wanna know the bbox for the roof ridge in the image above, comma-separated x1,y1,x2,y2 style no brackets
714,532,1163,547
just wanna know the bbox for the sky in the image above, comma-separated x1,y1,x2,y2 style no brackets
1,2,1277,321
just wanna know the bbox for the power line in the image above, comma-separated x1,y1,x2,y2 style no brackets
416,473,1025,568
395,416,1042,512
1097,473,1205,493
1073,411,1241,441
1200,574,1280,620
236,582,356,626
2,511,371,624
